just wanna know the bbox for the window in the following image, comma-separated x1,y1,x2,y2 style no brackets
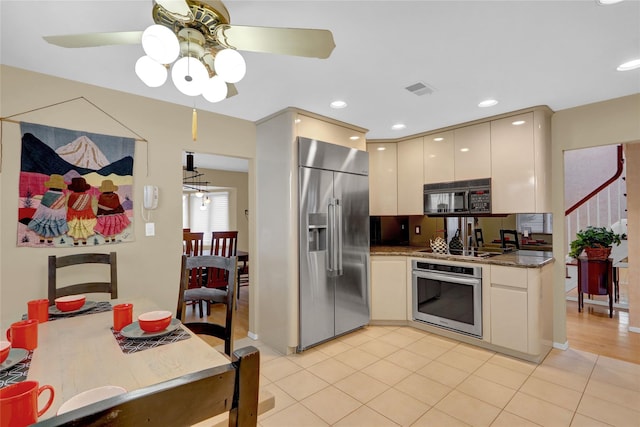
183,191,230,246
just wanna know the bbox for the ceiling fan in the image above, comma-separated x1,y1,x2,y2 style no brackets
43,0,336,102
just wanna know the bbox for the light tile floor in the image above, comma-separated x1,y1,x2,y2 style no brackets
229,325,640,427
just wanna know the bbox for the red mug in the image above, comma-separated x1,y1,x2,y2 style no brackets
27,299,49,323
6,319,38,351
0,380,55,427
113,303,133,332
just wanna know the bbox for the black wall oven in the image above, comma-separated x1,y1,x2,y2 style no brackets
412,260,482,338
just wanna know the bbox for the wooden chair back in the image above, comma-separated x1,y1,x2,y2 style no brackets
474,229,485,247
33,346,260,427
48,252,118,306
500,229,520,249
209,231,238,289
178,254,238,356
183,231,204,257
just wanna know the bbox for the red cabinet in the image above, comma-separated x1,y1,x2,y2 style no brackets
577,257,612,317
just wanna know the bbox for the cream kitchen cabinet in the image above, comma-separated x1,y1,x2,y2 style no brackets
368,142,398,215
490,110,551,213
370,256,407,321
454,122,491,181
397,137,424,215
489,264,552,357
424,131,454,184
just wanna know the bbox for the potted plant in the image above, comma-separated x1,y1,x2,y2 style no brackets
569,226,623,260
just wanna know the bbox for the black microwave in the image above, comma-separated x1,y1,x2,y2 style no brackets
424,178,491,216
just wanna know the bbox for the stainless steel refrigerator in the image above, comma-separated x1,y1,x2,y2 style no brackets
298,137,370,351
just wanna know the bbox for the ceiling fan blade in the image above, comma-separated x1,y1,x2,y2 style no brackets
226,83,238,98
43,31,143,48
154,0,194,22
214,25,335,59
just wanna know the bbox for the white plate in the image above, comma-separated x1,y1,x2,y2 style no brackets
57,386,126,415
120,318,181,339
49,301,97,316
0,348,29,371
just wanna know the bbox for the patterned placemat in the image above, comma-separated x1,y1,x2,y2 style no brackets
111,326,191,354
22,301,113,321
0,351,32,389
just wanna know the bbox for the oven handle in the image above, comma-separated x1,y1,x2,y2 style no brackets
412,271,481,286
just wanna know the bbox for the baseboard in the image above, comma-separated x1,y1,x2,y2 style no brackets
629,326,640,334
247,331,259,340
553,340,569,350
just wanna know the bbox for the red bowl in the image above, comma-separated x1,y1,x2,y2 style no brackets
138,311,172,333
55,295,86,312
0,341,11,364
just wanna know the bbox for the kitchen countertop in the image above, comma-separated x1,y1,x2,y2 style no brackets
370,245,554,268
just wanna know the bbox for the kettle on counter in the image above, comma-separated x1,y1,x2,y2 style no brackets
430,235,448,254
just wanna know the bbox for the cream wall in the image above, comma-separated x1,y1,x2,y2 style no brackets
0,65,256,329
551,93,640,345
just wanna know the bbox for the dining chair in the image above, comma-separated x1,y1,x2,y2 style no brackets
209,231,239,290
48,252,118,306
177,254,238,356
183,231,204,257
500,229,520,250
33,345,260,427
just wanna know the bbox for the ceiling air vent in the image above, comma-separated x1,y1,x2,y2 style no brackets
405,81,435,96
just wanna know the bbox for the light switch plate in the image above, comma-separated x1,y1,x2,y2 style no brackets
145,222,155,236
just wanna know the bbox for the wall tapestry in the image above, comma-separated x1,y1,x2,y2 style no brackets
17,122,135,247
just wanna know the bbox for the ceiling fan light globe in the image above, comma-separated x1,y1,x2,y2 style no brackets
135,56,168,87
214,49,246,83
142,25,179,64
171,57,209,96
202,75,228,103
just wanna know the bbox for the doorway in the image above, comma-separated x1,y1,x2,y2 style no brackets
181,151,251,340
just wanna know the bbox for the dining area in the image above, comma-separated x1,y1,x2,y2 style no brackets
0,249,268,427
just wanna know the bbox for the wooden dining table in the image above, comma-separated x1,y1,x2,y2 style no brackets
27,297,272,424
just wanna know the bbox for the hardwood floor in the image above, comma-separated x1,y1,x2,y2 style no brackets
565,299,640,365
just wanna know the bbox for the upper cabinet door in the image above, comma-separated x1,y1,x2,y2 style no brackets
368,142,398,215
397,137,424,215
424,131,455,184
490,112,536,213
454,123,491,181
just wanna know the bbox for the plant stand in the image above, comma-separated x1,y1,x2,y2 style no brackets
577,256,613,318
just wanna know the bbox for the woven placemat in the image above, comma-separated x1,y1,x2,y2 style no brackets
111,326,191,354
0,351,32,389
22,301,113,321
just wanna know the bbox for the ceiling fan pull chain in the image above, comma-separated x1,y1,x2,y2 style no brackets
192,108,197,141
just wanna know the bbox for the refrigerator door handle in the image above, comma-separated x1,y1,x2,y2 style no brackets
336,198,343,276
327,199,336,275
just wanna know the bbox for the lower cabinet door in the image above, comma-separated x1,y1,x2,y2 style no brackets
490,286,528,353
371,257,407,321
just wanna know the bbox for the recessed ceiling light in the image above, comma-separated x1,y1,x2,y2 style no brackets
330,100,347,109
617,59,640,71
512,120,526,126
460,148,470,152
377,147,386,151
433,137,444,141
391,123,406,130
478,99,498,108
597,0,624,5
349,136,360,140
294,118,301,123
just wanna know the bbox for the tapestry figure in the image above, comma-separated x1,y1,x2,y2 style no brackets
66,177,97,245
94,179,130,243
27,174,69,244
